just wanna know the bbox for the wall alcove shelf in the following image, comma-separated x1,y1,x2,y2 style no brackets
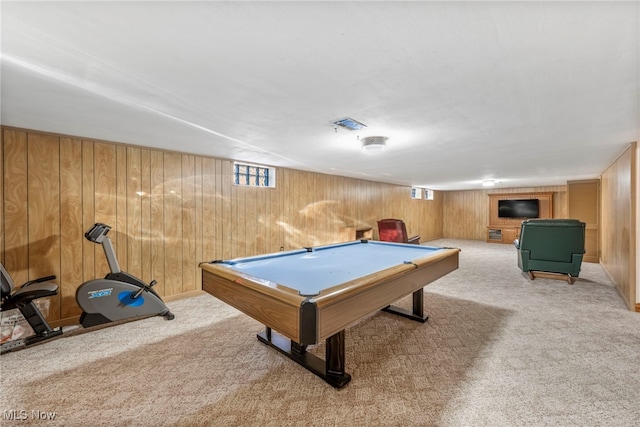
487,192,554,244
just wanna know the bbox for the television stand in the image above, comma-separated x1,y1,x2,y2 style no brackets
487,227,519,244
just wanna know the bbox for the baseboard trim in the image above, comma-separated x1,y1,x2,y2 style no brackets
599,261,637,311
163,289,206,302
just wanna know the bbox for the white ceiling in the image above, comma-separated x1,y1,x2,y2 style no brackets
1,1,638,190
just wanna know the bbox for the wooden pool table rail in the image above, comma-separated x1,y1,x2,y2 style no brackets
201,264,306,341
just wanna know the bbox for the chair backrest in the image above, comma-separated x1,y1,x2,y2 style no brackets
518,219,585,262
1,262,15,298
377,219,410,243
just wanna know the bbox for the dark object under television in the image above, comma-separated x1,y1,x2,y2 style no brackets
498,199,540,218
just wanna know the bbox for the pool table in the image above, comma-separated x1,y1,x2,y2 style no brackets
200,240,460,388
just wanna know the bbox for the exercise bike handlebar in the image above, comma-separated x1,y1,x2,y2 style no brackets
85,223,111,243
84,223,121,274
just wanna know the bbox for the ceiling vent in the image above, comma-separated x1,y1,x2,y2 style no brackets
333,118,366,131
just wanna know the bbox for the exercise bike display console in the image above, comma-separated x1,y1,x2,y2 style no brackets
1,223,175,354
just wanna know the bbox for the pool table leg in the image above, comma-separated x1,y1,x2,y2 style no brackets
326,330,346,377
257,327,352,388
382,288,429,323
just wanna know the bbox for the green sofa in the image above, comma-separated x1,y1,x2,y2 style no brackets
514,219,586,283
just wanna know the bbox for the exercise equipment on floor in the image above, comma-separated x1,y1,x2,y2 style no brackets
1,223,175,354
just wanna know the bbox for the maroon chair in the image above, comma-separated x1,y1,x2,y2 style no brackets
377,219,420,244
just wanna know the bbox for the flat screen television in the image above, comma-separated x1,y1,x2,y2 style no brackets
498,199,540,218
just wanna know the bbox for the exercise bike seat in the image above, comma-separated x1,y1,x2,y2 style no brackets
1,263,59,311
3,282,59,308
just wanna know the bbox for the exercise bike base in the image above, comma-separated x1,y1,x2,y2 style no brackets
80,312,113,328
1,328,64,355
1,312,172,355
79,310,175,328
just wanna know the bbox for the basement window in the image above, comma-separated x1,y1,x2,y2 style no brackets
233,162,276,188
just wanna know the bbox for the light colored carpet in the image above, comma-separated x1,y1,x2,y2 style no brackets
1,239,639,427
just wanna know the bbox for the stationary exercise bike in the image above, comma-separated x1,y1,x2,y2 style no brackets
1,223,174,354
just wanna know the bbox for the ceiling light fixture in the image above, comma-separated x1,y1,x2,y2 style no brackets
482,180,496,187
361,136,387,152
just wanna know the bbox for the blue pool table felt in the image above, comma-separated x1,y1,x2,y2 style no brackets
219,240,446,296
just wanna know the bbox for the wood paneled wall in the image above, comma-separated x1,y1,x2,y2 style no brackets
601,143,637,311
442,186,568,240
1,127,443,323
